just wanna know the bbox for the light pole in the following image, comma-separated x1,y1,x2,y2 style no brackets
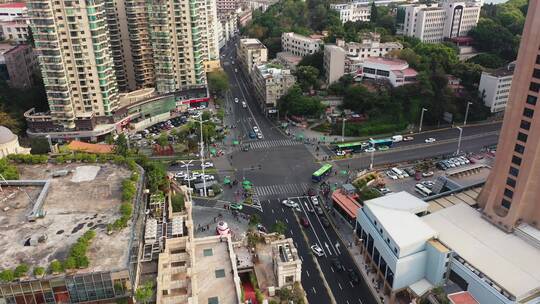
369,149,374,170
463,101,472,126
456,126,463,155
341,118,347,142
189,115,211,197
419,107,428,132
180,160,194,198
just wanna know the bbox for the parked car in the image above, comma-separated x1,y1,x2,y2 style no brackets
253,126,259,132
386,171,398,180
300,217,310,227
310,245,325,257
425,137,436,143
422,171,434,177
311,196,319,206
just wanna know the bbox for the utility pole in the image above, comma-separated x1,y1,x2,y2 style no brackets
419,107,428,132
199,114,207,197
370,149,375,170
341,118,347,142
180,160,194,199
456,127,463,155
463,101,472,126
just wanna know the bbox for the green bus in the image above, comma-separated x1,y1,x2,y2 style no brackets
312,164,333,182
334,141,368,153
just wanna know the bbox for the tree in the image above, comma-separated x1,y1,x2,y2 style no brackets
397,48,421,70
298,51,324,72
14,264,29,278
33,267,45,277
0,110,20,134
49,260,63,274
271,220,286,235
114,134,129,156
156,132,168,147
249,214,261,226
414,43,458,72
171,193,185,212
294,66,320,92
207,70,229,97
278,85,325,117
30,137,51,154
467,53,505,69
469,18,519,61
64,257,77,270
0,158,19,180
370,2,379,24
135,282,154,304
0,270,14,282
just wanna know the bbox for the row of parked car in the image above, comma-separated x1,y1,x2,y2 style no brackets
436,156,471,170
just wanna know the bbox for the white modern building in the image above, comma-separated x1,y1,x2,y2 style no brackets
479,63,515,113
324,45,346,85
237,38,268,74
330,2,371,23
281,32,323,57
397,0,481,43
355,191,540,304
0,2,26,22
360,57,417,87
248,0,278,12
218,12,238,49
252,63,295,114
0,3,29,44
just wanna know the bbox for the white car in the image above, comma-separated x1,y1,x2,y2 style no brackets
183,176,197,181
311,245,325,257
201,162,214,168
422,171,434,177
234,97,239,103
282,199,298,208
403,136,414,141
242,101,247,108
174,172,186,178
192,172,202,178
202,175,215,181
257,132,263,139
425,138,436,143
336,150,345,156
364,147,376,153
386,171,398,180
311,196,319,206
253,126,259,132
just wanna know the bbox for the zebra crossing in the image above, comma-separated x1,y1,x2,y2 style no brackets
249,139,302,150
254,183,310,197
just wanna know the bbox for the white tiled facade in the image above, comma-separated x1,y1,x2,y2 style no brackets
324,45,346,85
330,2,371,23
252,63,295,111
237,38,268,74
398,0,481,43
281,32,322,57
479,65,515,113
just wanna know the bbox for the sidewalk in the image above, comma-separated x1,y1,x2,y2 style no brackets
329,210,390,304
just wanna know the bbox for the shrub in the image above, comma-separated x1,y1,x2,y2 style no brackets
49,261,63,274
33,267,45,276
121,179,136,202
14,264,29,278
0,158,19,179
171,194,185,212
255,290,264,303
0,269,14,282
120,203,133,218
64,257,76,270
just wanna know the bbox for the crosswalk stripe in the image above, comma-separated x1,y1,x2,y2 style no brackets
248,139,303,150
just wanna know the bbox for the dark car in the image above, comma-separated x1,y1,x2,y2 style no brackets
320,217,330,228
307,188,316,196
316,206,324,216
348,269,360,284
300,217,310,228
331,258,345,272
249,131,256,139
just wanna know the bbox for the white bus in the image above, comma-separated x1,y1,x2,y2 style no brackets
391,167,405,178
415,183,433,197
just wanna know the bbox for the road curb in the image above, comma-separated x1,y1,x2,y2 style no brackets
293,211,337,304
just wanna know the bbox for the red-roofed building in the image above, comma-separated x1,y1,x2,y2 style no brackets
0,3,26,22
359,57,418,87
331,189,361,225
448,291,479,304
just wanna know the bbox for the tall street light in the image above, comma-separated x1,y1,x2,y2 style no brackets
341,117,347,142
419,108,428,132
180,160,194,199
189,114,211,197
463,101,473,126
456,126,463,155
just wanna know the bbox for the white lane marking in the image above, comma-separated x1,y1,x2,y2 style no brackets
330,266,335,273
271,209,274,214
338,283,343,290
281,207,285,213
306,270,310,277
299,255,303,262
296,197,326,256
290,229,293,235
285,218,289,223
349,281,354,287
312,287,317,294
358,298,363,304
231,68,263,138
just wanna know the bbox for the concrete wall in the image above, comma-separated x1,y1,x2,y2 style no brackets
424,242,448,286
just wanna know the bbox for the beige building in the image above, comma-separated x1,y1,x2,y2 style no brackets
324,44,346,85
237,38,268,74
0,126,30,158
330,2,371,23
477,0,540,232
272,238,302,288
281,32,322,57
252,63,295,114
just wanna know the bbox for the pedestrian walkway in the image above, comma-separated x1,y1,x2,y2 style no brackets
253,183,310,197
249,139,302,150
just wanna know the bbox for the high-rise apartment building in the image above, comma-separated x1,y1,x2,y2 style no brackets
477,0,540,232
28,0,120,129
28,0,219,130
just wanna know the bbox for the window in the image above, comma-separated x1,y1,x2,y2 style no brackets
506,177,516,188
527,95,537,105
208,297,219,304
509,166,519,177
523,107,534,118
515,143,525,154
520,120,531,130
203,249,213,256
536,54,540,65
512,156,522,166
215,269,225,278
530,82,540,92
504,188,514,199
517,132,528,142
533,69,540,79
501,199,512,209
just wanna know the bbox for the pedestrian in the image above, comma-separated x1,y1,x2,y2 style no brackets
207,224,210,230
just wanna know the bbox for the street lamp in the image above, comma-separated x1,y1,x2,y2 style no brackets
369,149,375,170
456,126,463,155
419,107,428,132
189,114,211,197
463,101,473,126
341,118,347,142
180,160,194,199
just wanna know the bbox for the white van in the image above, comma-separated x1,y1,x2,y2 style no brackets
392,135,403,143
391,167,405,178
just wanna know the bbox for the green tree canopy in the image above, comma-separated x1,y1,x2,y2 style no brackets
278,85,325,117
469,18,519,61
294,66,320,91
207,70,229,97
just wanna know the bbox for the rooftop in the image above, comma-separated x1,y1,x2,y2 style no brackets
240,38,266,49
193,236,240,304
332,190,361,219
427,187,481,213
0,163,133,272
67,140,114,154
484,65,515,78
448,291,479,304
0,3,26,8
364,57,409,67
422,203,540,301
363,192,436,250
